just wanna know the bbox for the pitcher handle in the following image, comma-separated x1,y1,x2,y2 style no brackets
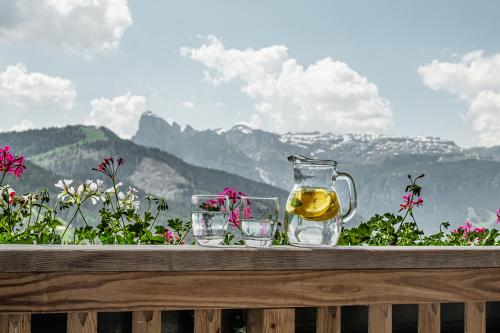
336,172,357,223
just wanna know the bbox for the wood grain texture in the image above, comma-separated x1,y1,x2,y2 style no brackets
368,304,391,333
194,309,221,333
418,303,440,333
247,308,294,333
67,312,97,333
465,302,486,333
1,269,500,312
0,314,30,333
132,311,161,333
316,307,341,333
3,245,500,272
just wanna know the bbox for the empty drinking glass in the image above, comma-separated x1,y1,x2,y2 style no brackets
191,194,229,246
240,197,279,247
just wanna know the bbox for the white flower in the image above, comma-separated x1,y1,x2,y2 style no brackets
89,196,99,205
106,182,123,193
22,194,36,204
77,184,84,195
55,179,73,190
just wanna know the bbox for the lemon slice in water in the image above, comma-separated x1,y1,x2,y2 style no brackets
303,192,340,221
295,188,332,218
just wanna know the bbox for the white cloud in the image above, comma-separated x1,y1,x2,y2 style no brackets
181,35,392,134
468,91,500,147
180,100,195,109
419,51,500,146
0,63,76,110
0,0,132,55
87,93,146,139
10,119,34,132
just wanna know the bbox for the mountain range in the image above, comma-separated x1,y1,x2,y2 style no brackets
133,111,500,231
3,111,500,231
0,126,288,225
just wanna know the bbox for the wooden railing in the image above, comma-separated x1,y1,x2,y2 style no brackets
1,245,500,332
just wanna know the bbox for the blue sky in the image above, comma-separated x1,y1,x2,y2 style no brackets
1,0,500,147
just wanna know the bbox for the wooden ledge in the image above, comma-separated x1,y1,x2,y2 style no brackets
1,245,500,272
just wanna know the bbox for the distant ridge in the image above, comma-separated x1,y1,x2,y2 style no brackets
133,111,500,230
0,125,288,220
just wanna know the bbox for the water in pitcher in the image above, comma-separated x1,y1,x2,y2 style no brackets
285,186,342,247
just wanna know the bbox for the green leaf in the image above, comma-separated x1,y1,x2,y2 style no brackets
290,197,302,208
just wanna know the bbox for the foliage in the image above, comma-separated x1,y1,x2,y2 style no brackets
338,174,500,246
2,144,500,246
0,148,188,245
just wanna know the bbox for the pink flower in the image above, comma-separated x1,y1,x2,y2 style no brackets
217,186,251,229
229,209,241,229
261,223,268,237
455,221,486,239
473,227,486,233
243,205,253,219
0,146,26,180
400,194,424,210
496,209,500,224
201,199,222,211
165,230,181,243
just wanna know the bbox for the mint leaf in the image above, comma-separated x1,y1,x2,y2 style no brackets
290,197,303,208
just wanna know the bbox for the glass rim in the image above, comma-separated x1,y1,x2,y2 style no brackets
191,194,230,206
288,154,337,167
191,194,230,199
240,196,279,201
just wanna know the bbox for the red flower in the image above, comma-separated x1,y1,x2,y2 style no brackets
8,189,15,205
92,156,124,179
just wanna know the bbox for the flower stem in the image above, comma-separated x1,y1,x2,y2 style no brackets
61,205,80,241
0,171,6,186
178,224,192,245
110,176,126,228
149,210,161,231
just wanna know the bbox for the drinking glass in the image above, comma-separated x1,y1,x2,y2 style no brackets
240,197,279,247
191,194,229,247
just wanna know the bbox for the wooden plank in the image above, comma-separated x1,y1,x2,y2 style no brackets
132,311,161,333
1,269,500,312
67,312,97,333
418,303,440,333
465,302,486,333
316,306,341,333
0,314,30,333
247,308,294,333
368,304,391,333
4,245,500,272
194,309,221,333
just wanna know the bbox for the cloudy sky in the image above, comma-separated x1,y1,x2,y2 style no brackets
0,0,500,147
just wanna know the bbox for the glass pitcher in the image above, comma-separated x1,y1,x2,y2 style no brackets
285,155,357,247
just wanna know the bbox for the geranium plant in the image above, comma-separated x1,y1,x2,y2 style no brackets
1,144,500,246
0,147,189,245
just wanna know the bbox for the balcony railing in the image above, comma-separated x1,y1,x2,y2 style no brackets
1,245,500,332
